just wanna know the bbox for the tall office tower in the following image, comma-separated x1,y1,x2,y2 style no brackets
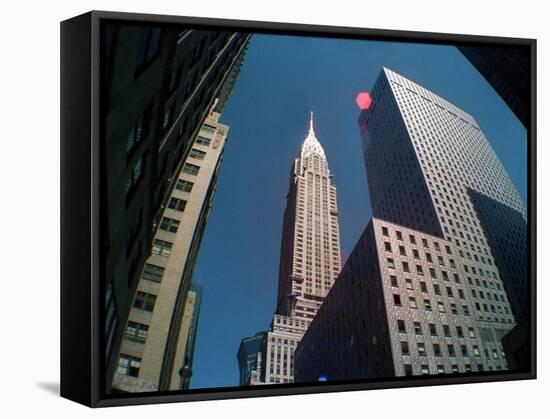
112,108,229,393
255,114,342,384
295,68,526,381
179,284,203,389
237,332,267,386
458,46,530,128
102,23,250,391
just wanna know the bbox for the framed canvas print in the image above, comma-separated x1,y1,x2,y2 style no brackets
60,10,536,407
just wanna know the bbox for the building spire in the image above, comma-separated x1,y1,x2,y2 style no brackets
309,111,314,134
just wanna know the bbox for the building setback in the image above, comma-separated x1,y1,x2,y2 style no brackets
102,23,249,391
241,114,342,385
295,67,527,381
112,107,229,393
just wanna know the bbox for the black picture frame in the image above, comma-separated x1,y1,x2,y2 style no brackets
60,10,536,407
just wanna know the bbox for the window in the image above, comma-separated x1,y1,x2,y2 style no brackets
196,135,212,146
397,319,406,333
413,249,420,259
443,325,451,337
390,275,398,287
418,342,426,356
387,258,395,269
433,343,441,356
182,163,200,175
160,217,180,233
384,242,392,252
456,326,464,337
401,341,410,355
126,104,152,155
125,321,149,343
414,322,422,335
202,124,217,134
420,281,427,293
424,299,432,311
446,287,453,297
448,344,456,356
468,327,476,338
125,157,144,200
429,323,437,336
434,284,441,295
175,179,194,192
403,364,413,376
421,364,429,375
402,262,410,273
135,27,162,76
405,278,414,290
409,235,416,245
393,294,402,306
134,291,156,312
142,263,164,283
473,346,480,356
461,345,468,356
189,148,206,160
399,246,406,256
168,197,186,212
450,303,458,314
117,354,141,377
416,265,424,275
438,301,446,313
409,297,417,309
396,231,403,240
463,305,470,316
152,239,172,256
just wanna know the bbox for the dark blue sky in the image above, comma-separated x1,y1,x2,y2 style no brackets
189,34,527,389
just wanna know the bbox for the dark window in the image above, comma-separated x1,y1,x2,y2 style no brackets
175,179,194,192
142,263,164,283
182,163,200,176
133,291,156,312
168,197,186,212
160,217,180,233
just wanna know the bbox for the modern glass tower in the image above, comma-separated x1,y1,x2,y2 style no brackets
251,114,342,385
295,68,527,381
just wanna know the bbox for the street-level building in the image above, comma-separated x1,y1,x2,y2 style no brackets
113,108,229,392
102,23,250,391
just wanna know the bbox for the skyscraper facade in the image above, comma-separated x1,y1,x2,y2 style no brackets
112,108,229,393
253,115,342,384
295,68,527,381
102,23,250,390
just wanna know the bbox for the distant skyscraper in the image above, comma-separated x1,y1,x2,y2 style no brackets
251,114,342,384
458,45,530,128
112,107,230,393
295,67,527,381
237,332,266,386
